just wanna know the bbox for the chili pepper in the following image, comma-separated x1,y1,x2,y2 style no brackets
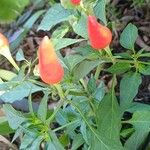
38,36,64,84
87,15,112,50
70,0,81,5
0,33,9,48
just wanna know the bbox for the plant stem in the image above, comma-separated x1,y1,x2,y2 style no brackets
46,100,64,125
80,79,88,92
53,120,79,132
104,47,115,63
46,84,65,125
94,65,102,80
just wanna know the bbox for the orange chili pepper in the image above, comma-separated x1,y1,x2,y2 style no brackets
87,15,112,50
0,33,9,48
38,36,64,84
70,0,81,5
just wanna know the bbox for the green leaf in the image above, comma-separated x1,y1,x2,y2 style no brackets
16,49,26,61
20,134,36,150
10,10,44,50
72,15,88,39
107,62,131,74
37,93,49,122
23,10,45,29
127,111,150,129
48,131,65,150
93,81,105,102
80,121,88,144
125,129,148,150
127,102,150,113
53,38,84,51
89,129,124,150
96,90,121,144
138,64,150,75
120,73,142,113
59,134,69,147
94,0,107,25
51,25,69,39
64,54,85,71
27,136,43,150
0,69,16,81
55,109,68,125
0,81,43,103
120,23,138,50
125,111,150,150
3,104,26,129
71,134,84,150
0,117,14,135
120,128,134,138
38,4,71,31
87,77,96,94
73,59,104,81
0,0,29,23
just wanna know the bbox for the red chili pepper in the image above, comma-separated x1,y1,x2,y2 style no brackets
0,33,9,48
70,0,81,5
38,36,64,84
87,16,112,50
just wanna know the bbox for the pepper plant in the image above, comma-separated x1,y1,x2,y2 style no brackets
0,0,150,150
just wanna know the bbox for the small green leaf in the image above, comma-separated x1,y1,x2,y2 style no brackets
120,128,134,138
127,111,150,129
0,81,43,103
38,4,71,31
51,25,69,39
37,93,49,122
0,117,14,135
94,0,107,25
3,104,26,129
23,10,45,29
125,111,150,150
127,102,150,113
120,73,142,113
120,23,138,50
73,59,104,81
20,134,36,149
27,136,43,150
80,121,88,144
107,62,131,74
53,38,84,51
0,69,16,81
73,15,88,39
16,49,25,61
93,81,105,102
87,77,96,94
71,134,84,150
64,54,85,71
49,131,65,150
138,64,150,75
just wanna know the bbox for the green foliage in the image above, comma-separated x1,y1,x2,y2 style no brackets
0,117,14,135
38,4,71,31
120,72,142,113
0,0,29,23
125,111,150,149
96,89,121,144
120,23,138,51
0,0,150,149
72,15,88,39
94,0,107,25
107,62,131,74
